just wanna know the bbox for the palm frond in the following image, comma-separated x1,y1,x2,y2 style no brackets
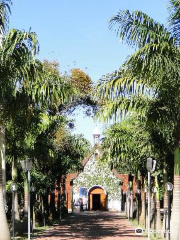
3,29,39,59
96,41,180,106
168,0,180,45
0,0,11,38
109,10,174,48
1,29,40,83
123,42,180,86
95,94,150,123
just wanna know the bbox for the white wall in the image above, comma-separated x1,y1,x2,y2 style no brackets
108,200,121,211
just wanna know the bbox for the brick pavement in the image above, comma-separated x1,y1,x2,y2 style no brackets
33,211,147,240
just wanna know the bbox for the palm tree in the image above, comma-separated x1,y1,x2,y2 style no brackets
101,116,160,222
0,2,15,239
0,1,40,239
95,1,180,239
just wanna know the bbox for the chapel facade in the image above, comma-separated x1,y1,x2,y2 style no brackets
65,127,130,213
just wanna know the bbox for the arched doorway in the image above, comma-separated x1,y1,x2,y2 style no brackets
88,186,107,211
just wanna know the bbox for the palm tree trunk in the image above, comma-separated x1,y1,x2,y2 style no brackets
0,167,10,240
140,190,145,224
140,177,147,226
43,191,48,224
156,199,161,231
12,156,20,221
0,125,10,240
0,126,6,209
151,193,154,225
127,197,130,219
22,177,28,232
12,156,22,235
170,147,180,240
130,191,133,218
31,193,36,231
50,190,56,220
125,194,128,215
155,176,161,231
57,178,61,220
162,166,168,238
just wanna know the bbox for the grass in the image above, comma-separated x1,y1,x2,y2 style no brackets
14,225,52,240
13,213,69,239
129,218,166,240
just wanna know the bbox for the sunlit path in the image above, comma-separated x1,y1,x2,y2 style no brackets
33,211,147,240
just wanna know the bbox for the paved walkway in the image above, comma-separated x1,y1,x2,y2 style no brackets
33,211,147,240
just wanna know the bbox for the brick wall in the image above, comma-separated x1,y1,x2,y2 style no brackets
65,172,78,212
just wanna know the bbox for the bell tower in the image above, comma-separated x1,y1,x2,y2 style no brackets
93,126,100,146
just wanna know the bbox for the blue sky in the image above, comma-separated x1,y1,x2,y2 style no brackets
10,0,168,145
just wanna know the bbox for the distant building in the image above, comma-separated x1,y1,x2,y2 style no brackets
65,127,131,212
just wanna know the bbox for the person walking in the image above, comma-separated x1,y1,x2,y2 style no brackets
79,198,83,212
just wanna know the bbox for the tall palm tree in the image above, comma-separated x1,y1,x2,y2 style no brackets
0,2,15,239
95,1,180,239
0,1,40,239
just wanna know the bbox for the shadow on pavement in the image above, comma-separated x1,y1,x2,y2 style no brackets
34,211,146,239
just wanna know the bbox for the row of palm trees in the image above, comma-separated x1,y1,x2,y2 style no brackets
100,116,170,232
0,1,95,240
95,1,180,239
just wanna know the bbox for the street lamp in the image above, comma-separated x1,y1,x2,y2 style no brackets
21,158,32,240
165,182,173,240
146,157,156,240
152,186,157,238
11,182,18,240
136,189,141,225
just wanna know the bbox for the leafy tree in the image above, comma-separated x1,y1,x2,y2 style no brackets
70,68,92,96
57,66,98,117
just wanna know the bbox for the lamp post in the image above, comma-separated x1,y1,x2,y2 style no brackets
152,186,157,238
165,182,173,240
146,157,156,240
136,189,141,225
11,182,18,240
21,158,32,240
